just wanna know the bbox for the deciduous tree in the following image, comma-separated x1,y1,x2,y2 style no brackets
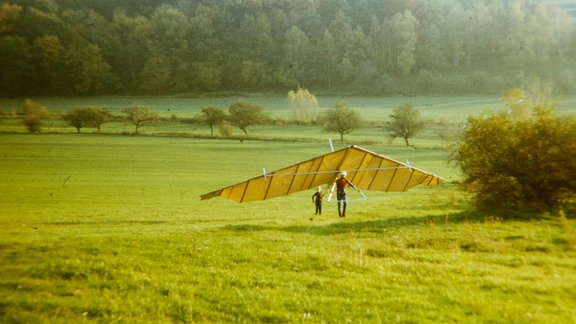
384,103,428,146
110,11,149,90
326,11,354,87
0,36,33,95
33,34,64,92
391,10,419,76
137,5,191,93
91,107,114,132
64,44,119,95
320,101,363,142
281,26,313,87
63,107,92,133
0,3,23,34
200,106,226,136
123,106,158,134
227,100,267,136
287,87,318,123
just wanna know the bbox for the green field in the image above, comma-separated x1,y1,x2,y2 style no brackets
1,132,575,323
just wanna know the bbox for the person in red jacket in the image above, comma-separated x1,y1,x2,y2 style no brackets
331,171,356,217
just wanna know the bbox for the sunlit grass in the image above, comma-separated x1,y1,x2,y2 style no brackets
1,131,575,322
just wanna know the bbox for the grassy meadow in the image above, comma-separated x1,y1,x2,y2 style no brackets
1,96,576,323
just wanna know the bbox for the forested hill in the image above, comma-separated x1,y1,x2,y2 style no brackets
2,0,575,96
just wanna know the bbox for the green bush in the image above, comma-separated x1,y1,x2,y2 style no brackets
454,90,576,210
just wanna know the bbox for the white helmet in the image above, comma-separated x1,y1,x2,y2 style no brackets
340,171,347,177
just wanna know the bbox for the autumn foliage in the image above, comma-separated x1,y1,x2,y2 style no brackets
455,89,576,210
22,99,49,133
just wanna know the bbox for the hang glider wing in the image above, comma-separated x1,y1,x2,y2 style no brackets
200,145,444,203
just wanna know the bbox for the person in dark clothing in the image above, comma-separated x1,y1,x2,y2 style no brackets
312,186,324,215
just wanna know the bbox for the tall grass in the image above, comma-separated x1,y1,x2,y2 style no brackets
1,132,575,322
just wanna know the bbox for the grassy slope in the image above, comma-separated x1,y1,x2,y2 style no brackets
0,134,574,323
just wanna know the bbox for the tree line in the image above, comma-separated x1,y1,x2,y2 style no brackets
2,0,575,96
15,95,364,140
14,88,425,146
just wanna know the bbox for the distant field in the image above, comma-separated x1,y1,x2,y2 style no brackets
2,95,574,156
6,94,576,120
1,134,575,323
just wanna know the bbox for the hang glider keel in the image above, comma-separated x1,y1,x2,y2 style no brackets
200,145,444,203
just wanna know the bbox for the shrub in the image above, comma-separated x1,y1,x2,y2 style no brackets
218,121,233,138
454,90,576,210
22,99,49,133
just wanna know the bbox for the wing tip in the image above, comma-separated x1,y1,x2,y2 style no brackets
200,190,222,201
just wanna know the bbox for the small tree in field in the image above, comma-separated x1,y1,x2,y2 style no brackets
454,89,576,210
22,99,49,133
320,101,363,142
63,107,114,133
63,107,91,133
200,106,226,136
384,103,428,146
91,107,113,132
123,106,159,134
227,100,267,136
287,87,318,123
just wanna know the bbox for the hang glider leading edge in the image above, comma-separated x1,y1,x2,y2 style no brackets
200,145,444,203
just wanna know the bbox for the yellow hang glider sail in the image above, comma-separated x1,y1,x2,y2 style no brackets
200,145,443,203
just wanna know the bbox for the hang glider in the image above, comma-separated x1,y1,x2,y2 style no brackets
200,145,444,203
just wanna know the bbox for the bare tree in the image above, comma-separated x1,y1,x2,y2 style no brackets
123,106,159,134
